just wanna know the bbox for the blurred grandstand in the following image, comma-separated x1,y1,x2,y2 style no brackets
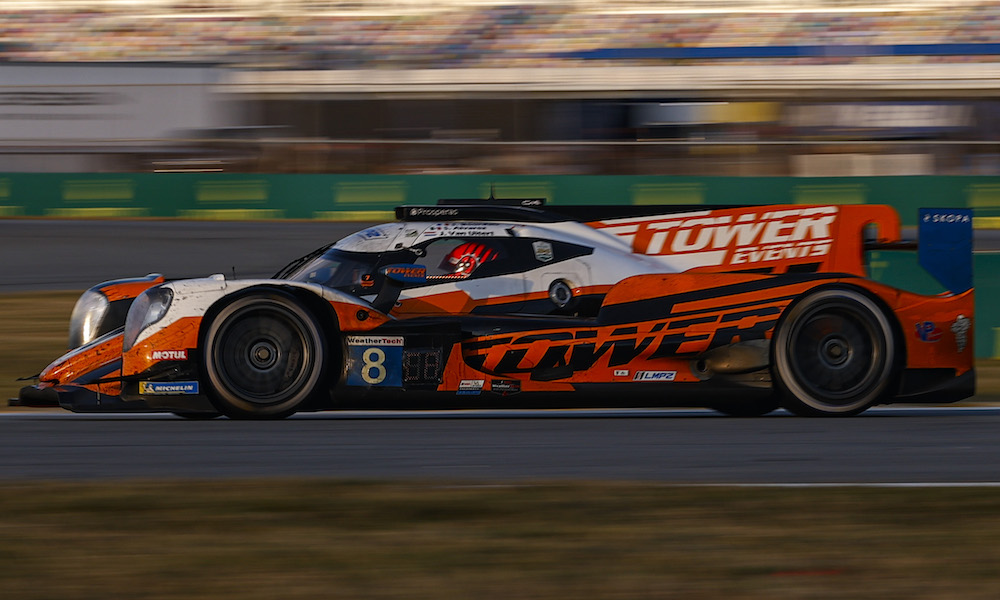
2,0,1000,175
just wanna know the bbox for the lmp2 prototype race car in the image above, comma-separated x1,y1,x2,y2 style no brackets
14,197,974,418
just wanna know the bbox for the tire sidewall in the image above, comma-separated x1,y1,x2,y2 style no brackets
202,290,326,419
773,287,899,417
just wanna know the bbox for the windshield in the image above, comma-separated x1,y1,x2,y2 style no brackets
282,249,380,293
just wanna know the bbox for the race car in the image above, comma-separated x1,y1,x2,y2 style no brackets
13,198,974,418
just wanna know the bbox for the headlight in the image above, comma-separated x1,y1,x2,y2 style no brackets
68,290,109,348
123,287,174,351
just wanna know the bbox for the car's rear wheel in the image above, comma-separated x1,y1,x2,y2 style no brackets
773,288,898,417
202,291,326,419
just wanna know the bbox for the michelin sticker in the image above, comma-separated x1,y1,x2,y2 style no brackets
140,381,199,395
346,335,404,387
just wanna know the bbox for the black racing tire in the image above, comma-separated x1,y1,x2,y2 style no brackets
202,290,326,420
773,287,899,417
709,396,780,417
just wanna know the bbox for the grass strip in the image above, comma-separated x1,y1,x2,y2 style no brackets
0,291,78,408
0,480,999,599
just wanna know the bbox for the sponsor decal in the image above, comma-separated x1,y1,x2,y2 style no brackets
918,208,973,294
915,321,942,343
409,207,459,218
923,212,972,224
346,336,404,346
381,265,427,283
361,228,386,239
952,315,971,353
490,379,521,395
463,299,782,378
633,371,677,382
151,349,188,361
594,206,837,267
532,240,554,263
458,379,485,395
139,381,199,395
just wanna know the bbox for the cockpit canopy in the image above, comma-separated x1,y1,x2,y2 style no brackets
282,230,591,297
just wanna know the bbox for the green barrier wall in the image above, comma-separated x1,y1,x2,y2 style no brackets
3,173,996,224
1,173,998,356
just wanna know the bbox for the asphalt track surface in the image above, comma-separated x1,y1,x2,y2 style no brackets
2,408,1000,483
3,219,999,484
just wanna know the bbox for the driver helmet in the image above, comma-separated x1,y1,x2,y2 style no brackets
441,241,499,276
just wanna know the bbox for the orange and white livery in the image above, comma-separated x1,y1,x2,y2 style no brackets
15,198,974,419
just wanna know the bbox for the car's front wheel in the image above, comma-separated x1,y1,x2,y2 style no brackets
773,287,899,417
202,291,326,419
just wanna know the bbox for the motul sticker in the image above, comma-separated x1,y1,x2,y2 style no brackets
151,350,188,360
633,371,677,382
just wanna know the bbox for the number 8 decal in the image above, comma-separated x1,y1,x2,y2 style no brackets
345,336,403,388
361,347,387,384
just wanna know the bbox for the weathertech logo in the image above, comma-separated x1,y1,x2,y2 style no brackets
593,206,838,267
151,350,188,360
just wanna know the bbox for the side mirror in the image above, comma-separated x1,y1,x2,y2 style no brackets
380,264,427,285
372,264,426,313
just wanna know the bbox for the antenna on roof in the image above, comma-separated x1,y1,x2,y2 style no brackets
489,183,496,202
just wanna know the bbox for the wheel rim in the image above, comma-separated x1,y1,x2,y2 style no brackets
212,304,315,405
785,302,886,408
